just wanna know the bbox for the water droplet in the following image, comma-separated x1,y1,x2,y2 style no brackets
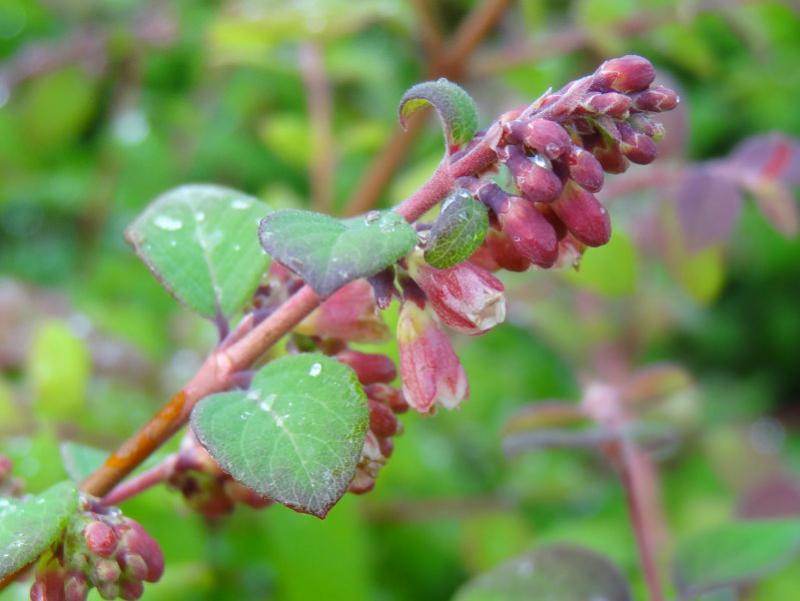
259,393,277,412
232,199,252,210
196,211,206,222
154,215,183,231
170,240,177,247
309,363,322,377
364,210,381,224
233,244,241,252
531,154,550,169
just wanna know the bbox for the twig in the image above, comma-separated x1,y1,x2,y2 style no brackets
299,43,336,213
102,456,177,506
342,0,510,217
80,123,504,499
620,441,666,601
410,0,445,62
470,0,760,78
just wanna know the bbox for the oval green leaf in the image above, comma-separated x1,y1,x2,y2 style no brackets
424,189,489,269
258,209,417,298
0,481,80,579
673,519,800,598
399,78,478,148
126,184,272,319
453,544,633,601
191,353,369,518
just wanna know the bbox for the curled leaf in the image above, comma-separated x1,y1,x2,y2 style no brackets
399,78,479,148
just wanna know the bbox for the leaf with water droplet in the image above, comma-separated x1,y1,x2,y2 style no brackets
126,184,272,319
424,189,489,269
453,544,633,601
258,209,417,298
191,353,368,518
399,78,478,148
0,481,79,579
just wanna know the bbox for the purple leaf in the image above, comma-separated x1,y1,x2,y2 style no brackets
744,179,798,238
676,165,743,251
729,133,800,186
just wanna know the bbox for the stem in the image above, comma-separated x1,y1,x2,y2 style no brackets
80,128,502,499
102,456,177,506
299,43,335,213
619,440,665,601
342,0,509,217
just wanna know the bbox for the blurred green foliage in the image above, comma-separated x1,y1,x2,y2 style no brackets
1,0,800,600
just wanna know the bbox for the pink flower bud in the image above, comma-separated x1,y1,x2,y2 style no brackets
378,436,394,459
485,229,531,272
118,553,148,582
505,119,571,159
95,581,119,601
551,181,611,247
397,302,468,413
84,521,118,558
368,399,398,437
583,134,629,174
481,185,558,268
296,280,390,343
631,85,679,112
502,145,563,203
409,254,505,335
595,55,655,93
119,579,144,601
92,558,121,585
30,569,66,601
365,383,409,414
581,92,631,118
334,349,396,384
617,122,657,164
567,146,604,192
628,113,663,139
117,520,163,582
64,572,89,601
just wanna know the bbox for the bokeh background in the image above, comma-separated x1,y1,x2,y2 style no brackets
1,0,800,599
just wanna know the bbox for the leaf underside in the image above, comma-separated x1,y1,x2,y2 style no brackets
399,78,479,148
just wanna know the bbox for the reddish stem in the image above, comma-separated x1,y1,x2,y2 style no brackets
102,456,177,506
619,440,665,601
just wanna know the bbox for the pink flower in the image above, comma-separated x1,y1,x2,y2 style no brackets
410,252,506,335
295,280,390,342
397,301,469,413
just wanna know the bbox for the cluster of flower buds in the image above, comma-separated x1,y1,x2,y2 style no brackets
30,498,163,601
166,434,272,518
333,348,408,493
464,55,678,271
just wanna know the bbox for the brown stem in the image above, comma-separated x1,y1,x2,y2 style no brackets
410,0,445,61
79,122,504,499
342,0,509,217
299,43,335,213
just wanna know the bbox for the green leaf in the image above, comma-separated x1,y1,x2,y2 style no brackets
0,481,80,579
673,519,800,598
191,354,369,518
424,190,489,269
453,544,632,601
126,184,271,319
399,78,479,148
27,320,90,421
258,209,417,298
